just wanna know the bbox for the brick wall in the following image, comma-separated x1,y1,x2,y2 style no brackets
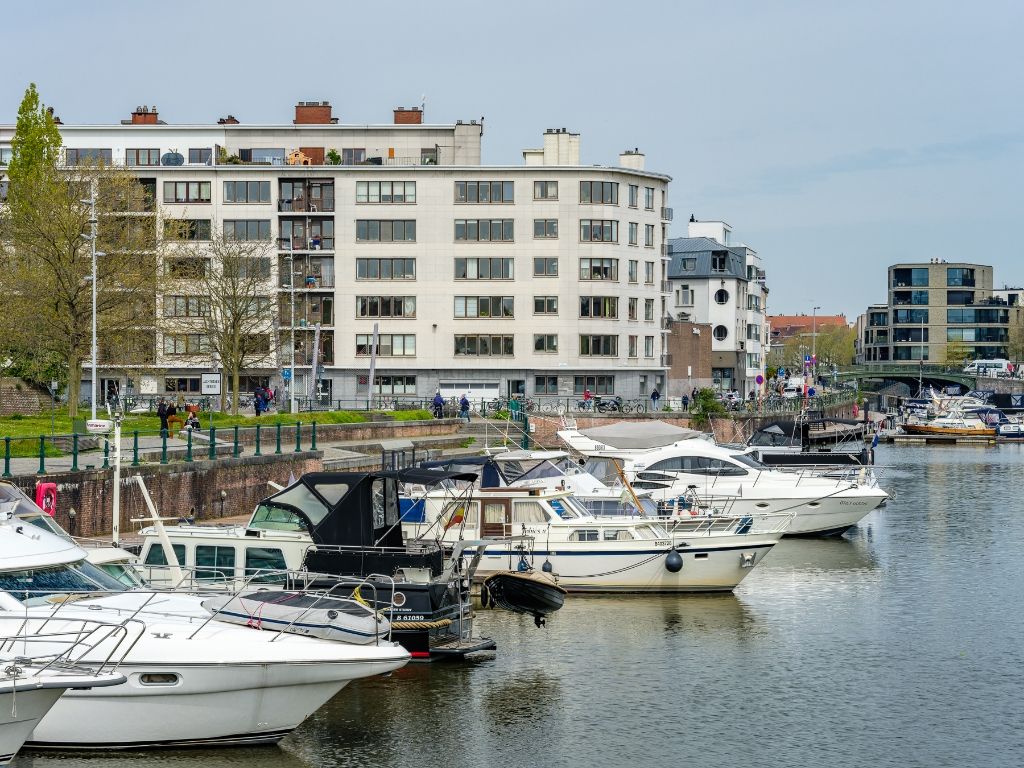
0,378,46,416
206,418,461,447
394,107,423,124
294,102,334,124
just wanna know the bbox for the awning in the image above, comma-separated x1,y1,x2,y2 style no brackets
578,420,702,450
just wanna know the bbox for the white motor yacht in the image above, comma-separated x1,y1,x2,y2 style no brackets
0,482,409,750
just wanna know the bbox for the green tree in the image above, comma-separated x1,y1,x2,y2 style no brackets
688,387,726,429
1008,309,1024,365
6,83,62,203
943,339,970,369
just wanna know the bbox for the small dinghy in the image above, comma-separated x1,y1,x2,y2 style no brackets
201,591,391,645
482,570,567,627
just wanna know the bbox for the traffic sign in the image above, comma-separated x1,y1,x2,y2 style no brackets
282,369,292,381
808,387,816,397
755,374,764,385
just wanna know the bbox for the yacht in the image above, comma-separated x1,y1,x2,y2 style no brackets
901,405,1003,437
0,481,409,750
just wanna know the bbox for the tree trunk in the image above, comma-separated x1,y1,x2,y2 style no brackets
67,356,82,419
232,367,241,417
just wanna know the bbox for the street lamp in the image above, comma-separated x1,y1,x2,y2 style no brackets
80,186,102,419
811,305,821,385
287,241,296,414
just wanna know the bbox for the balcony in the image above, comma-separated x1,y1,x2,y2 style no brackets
660,353,673,367
279,196,335,213
660,244,669,256
661,207,673,221
277,236,334,252
660,281,671,293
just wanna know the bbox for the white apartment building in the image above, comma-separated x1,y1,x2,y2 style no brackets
666,219,768,396
0,103,672,405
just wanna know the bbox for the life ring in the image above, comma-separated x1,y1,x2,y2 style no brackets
35,482,57,517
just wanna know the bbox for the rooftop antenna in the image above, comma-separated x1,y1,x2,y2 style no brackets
421,94,426,113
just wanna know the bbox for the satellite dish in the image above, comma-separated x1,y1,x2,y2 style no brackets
161,152,184,166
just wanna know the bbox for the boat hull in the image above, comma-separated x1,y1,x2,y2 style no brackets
0,687,65,764
483,571,566,621
901,424,996,436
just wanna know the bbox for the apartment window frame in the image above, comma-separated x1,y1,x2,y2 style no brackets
579,258,619,281
579,335,618,357
533,296,558,315
188,148,212,165
454,180,515,204
644,187,655,210
573,375,615,395
126,148,160,167
645,261,655,284
163,219,212,241
580,219,619,243
454,257,515,280
454,335,515,357
356,296,417,319
628,184,638,208
162,333,210,355
224,180,271,204
533,181,558,200
454,296,515,319
533,219,558,239
356,219,417,242
535,375,558,394
579,296,619,319
65,148,112,165
579,181,619,205
356,258,416,280
533,334,558,353
644,224,655,247
355,333,416,357
533,257,558,277
628,222,638,246
162,181,212,204
223,219,271,241
356,181,416,204
454,219,514,242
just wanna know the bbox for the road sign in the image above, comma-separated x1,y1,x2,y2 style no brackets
808,387,816,397
282,369,292,381
201,373,221,395
755,374,764,385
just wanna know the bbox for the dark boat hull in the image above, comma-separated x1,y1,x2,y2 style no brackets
484,571,566,626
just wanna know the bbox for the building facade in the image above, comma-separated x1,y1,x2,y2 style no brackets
0,103,672,404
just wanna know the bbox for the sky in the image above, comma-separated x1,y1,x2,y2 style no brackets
3,0,1021,320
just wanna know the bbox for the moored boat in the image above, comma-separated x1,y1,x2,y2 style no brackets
482,569,566,627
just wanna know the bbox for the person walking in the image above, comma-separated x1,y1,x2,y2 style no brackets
157,398,169,438
691,386,698,403
432,391,445,419
650,387,661,411
165,401,178,434
583,387,593,411
681,393,690,411
459,393,471,423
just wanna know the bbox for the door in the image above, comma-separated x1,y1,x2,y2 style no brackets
508,379,526,399
481,500,511,538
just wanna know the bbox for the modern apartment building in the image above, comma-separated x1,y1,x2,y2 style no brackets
0,102,672,404
859,261,1018,363
665,220,768,395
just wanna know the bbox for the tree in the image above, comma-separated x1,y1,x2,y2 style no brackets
0,84,158,417
161,232,276,415
943,339,970,370
1008,310,1024,366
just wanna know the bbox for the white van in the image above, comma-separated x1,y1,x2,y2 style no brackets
963,359,1011,377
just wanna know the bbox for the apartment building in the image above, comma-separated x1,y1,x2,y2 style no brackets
0,102,672,404
665,220,768,395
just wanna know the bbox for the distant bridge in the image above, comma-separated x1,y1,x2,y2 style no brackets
836,364,977,390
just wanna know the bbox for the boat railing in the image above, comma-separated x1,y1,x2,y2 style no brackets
660,511,795,537
0,615,143,677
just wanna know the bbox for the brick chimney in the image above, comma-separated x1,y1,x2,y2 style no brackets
130,105,159,125
394,107,423,125
218,115,240,125
294,101,337,125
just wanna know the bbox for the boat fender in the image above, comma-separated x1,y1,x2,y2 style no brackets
517,555,530,572
481,583,490,608
542,560,554,574
664,549,683,573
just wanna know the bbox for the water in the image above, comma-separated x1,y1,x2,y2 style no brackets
14,444,1024,768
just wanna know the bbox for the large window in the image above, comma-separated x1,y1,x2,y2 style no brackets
163,219,211,241
645,262,655,284
947,290,975,306
534,296,558,314
342,148,366,165
454,335,514,356
645,224,655,247
454,257,514,280
163,333,209,355
356,296,416,318
162,181,211,203
454,296,514,318
893,290,929,305
189,148,212,165
579,258,618,281
356,334,416,356
645,298,654,321
244,547,287,582
892,309,929,324
947,308,1009,324
454,219,514,242
579,335,618,356
223,219,271,241
893,267,929,287
628,222,638,246
947,267,976,287
574,375,614,394
224,180,271,203
454,181,514,203
356,258,416,280
126,148,160,166
580,181,618,205
535,375,558,394
533,257,558,277
357,374,418,395
356,220,416,242
534,219,558,238
356,181,416,204
534,334,558,353
644,187,655,210
580,219,618,242
579,297,618,318
163,296,210,317
645,336,654,357
195,545,235,582
164,377,200,393
65,148,112,165
534,181,558,200
628,184,638,208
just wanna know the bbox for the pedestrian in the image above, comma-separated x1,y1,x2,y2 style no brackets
748,389,756,404
681,393,690,411
650,387,661,411
459,393,471,423
432,391,445,419
254,390,263,417
157,398,168,438
691,387,698,403
165,401,179,433
273,386,280,405
583,388,593,410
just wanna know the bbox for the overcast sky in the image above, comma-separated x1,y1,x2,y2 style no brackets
4,0,1020,319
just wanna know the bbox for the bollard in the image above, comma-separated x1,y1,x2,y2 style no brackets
160,433,168,465
103,437,110,469
209,426,217,460
71,434,79,472
254,424,262,456
275,423,282,454
311,421,317,451
37,435,46,475
294,421,302,453
131,431,140,466
233,426,240,458
185,430,193,463
2,437,10,478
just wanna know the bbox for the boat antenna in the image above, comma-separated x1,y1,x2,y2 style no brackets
610,457,646,517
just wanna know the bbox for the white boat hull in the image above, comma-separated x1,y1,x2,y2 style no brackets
0,687,64,763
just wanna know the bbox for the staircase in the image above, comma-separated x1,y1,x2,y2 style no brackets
0,378,48,416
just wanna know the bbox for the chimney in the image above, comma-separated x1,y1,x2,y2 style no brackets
394,106,423,125
130,105,159,125
218,115,240,125
294,101,337,125
619,148,645,170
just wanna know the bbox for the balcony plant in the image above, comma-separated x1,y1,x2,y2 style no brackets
325,149,341,165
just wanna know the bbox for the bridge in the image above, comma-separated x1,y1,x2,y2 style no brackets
836,364,977,390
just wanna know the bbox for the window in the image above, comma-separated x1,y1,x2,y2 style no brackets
237,148,285,164
529,297,557,317
676,285,693,306
189,148,212,165
645,262,655,284
195,545,236,582
580,219,618,242
126,148,160,166
947,290,975,306
356,220,416,242
224,180,271,203
163,296,210,317
163,219,211,241
165,258,209,279
356,258,416,280
628,222,638,246
455,257,514,280
628,335,638,357
628,298,638,320
579,258,618,281
947,308,1008,324
893,309,929,324
579,297,618,318
454,219,514,241
712,253,728,272
454,296,514,318
747,295,762,311
143,543,186,566
628,184,638,208
534,334,558,352
574,375,614,394
357,374,418,395
223,220,271,241
342,148,366,165
535,375,558,394
579,181,619,205
65,148,112,165
645,224,655,247
644,187,655,209
356,181,416,204
645,299,654,321
681,258,697,271
579,335,618,356
947,267,976,287
356,296,417,318
533,257,558,277
164,377,200,393
454,181,514,203
534,219,558,238
454,335,514,356
356,334,416,356
534,181,558,200
715,289,730,304
162,181,211,203
892,267,929,287
163,333,210,355
713,325,728,341
628,260,638,283
645,336,655,357
244,547,287,582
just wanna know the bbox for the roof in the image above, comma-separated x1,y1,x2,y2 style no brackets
666,237,748,280
769,314,849,329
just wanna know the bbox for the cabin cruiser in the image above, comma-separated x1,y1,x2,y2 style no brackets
557,422,888,536
0,481,409,749
901,406,1002,437
402,486,789,592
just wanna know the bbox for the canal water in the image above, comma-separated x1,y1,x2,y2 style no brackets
13,444,1023,768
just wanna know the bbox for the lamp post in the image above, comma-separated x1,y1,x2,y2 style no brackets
288,241,296,414
80,186,104,420
811,305,821,385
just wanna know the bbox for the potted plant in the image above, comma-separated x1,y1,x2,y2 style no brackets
325,149,341,165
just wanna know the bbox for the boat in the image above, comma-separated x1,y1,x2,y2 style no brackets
901,406,1000,436
482,569,566,627
0,480,410,750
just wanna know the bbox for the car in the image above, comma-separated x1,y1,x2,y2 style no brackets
782,385,802,399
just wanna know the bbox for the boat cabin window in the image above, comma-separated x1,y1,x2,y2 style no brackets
585,499,643,517
729,453,766,470
17,512,73,541
263,483,330,527
250,504,308,532
437,501,478,528
244,547,288,582
515,461,564,483
582,458,620,484
603,529,633,541
195,545,236,582
143,543,186,566
569,529,599,542
549,495,591,519
512,501,547,523
96,562,145,588
0,560,127,605
370,478,400,531
647,456,748,477
313,482,350,506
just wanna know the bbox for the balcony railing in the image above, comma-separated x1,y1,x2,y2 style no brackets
660,353,673,367
660,281,671,293
278,276,336,290
277,237,334,251
661,207,673,221
278,197,335,213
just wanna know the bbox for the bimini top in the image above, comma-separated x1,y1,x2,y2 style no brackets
578,420,702,450
0,484,85,571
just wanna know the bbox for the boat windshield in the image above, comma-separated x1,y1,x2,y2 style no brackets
582,458,621,484
249,503,309,532
516,460,566,482
730,453,767,470
549,495,592,519
0,560,129,606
